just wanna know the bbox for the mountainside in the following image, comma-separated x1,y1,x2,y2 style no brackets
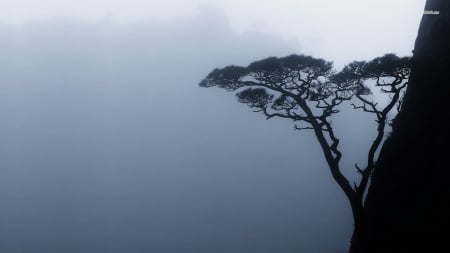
364,0,450,251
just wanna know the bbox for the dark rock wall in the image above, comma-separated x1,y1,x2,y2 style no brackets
364,0,450,251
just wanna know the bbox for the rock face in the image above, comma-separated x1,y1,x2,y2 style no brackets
363,0,450,251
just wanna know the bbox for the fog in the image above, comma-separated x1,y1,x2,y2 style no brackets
0,5,412,253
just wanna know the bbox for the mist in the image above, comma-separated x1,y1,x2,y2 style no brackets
0,6,386,253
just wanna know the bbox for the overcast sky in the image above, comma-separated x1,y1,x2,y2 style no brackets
1,0,425,66
0,1,426,253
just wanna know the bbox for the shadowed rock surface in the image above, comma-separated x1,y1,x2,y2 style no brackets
363,0,450,251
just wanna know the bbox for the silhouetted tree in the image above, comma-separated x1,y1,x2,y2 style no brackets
200,54,410,252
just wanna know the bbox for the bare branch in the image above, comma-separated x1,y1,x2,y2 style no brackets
355,164,364,174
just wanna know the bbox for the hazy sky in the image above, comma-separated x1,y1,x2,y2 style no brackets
0,1,426,253
1,0,425,66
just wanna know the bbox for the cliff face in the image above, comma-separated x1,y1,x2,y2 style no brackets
364,0,450,251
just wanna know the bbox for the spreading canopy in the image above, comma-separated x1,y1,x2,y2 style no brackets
199,53,410,213
200,55,362,127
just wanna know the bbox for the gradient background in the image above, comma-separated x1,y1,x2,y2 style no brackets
0,1,425,252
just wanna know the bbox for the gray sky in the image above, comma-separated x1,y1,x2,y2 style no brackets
1,0,425,66
0,1,426,253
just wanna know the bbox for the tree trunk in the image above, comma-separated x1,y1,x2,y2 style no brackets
348,205,368,253
360,0,450,252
